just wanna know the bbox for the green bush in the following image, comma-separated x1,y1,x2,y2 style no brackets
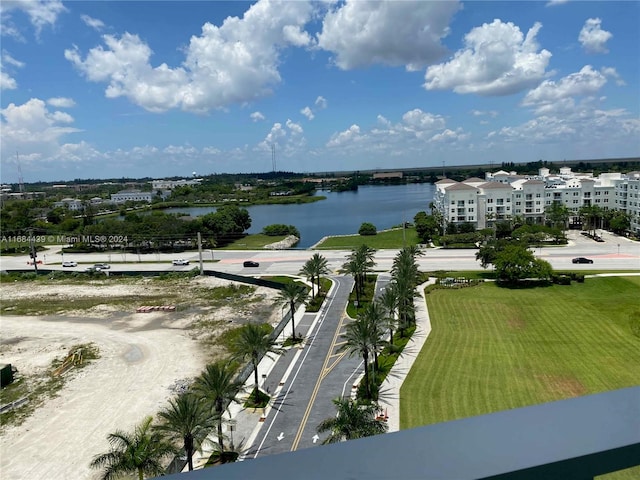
262,224,300,237
358,222,377,236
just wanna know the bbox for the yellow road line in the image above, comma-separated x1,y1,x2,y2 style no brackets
321,350,348,381
290,314,347,451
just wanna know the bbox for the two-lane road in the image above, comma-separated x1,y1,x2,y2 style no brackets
248,275,361,457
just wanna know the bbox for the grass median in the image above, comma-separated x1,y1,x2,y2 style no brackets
401,276,640,428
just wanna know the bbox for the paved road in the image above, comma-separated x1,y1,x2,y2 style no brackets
3,231,638,274
247,275,360,457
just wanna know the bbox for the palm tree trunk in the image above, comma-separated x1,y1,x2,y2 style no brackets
185,435,194,471
253,360,259,393
138,467,144,480
290,300,296,338
216,399,224,450
363,351,370,399
311,275,315,300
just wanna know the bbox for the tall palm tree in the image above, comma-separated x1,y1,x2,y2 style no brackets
232,323,283,394
90,416,177,480
316,397,388,444
275,282,307,339
342,245,376,305
298,261,316,300
358,302,386,373
309,253,329,296
378,284,398,345
341,313,381,400
154,393,215,472
193,361,242,451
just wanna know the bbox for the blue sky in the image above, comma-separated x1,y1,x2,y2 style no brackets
1,0,638,182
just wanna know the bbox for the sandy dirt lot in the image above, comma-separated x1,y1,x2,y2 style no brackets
0,277,280,480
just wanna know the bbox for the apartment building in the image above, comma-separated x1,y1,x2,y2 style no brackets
433,168,640,234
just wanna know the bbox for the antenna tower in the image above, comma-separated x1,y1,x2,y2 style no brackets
16,152,24,194
271,144,277,172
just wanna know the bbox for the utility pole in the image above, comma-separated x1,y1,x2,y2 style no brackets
197,232,204,275
29,229,38,273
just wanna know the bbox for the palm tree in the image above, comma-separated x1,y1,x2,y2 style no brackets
342,245,376,305
275,282,307,339
90,416,177,480
358,302,386,373
298,261,316,300
316,397,388,444
309,253,329,296
193,361,242,451
378,284,398,345
232,323,283,394
341,312,382,400
154,393,215,472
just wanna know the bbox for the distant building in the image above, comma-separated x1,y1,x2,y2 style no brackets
373,171,403,180
434,168,640,234
53,198,84,211
151,178,202,190
110,190,153,203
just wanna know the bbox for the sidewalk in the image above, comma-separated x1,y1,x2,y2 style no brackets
377,278,435,432
190,282,332,469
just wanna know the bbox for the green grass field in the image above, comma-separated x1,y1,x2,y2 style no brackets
400,276,640,478
218,234,288,250
314,227,420,249
401,276,640,428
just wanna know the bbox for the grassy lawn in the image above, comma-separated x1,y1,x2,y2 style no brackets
218,234,287,250
314,227,420,249
401,276,640,428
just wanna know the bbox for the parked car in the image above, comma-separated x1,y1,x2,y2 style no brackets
572,257,594,264
172,259,189,266
243,260,260,267
94,263,110,269
62,261,77,267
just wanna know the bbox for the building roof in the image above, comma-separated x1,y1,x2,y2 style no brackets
463,177,484,183
446,183,477,191
479,182,513,190
522,179,545,185
435,178,457,185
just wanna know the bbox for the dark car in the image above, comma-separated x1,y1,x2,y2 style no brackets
572,257,594,264
243,260,260,267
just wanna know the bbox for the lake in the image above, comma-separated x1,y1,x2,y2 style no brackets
164,183,436,248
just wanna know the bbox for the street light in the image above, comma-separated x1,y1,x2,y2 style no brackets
228,419,236,452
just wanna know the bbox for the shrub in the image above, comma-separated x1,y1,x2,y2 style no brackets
262,224,300,237
358,222,377,236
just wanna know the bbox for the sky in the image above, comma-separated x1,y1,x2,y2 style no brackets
0,0,639,183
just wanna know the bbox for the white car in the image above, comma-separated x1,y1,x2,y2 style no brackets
172,259,189,266
62,261,77,267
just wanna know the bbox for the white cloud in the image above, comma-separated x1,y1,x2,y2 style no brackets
65,0,315,113
327,124,362,147
47,97,76,108
488,106,640,148
315,96,327,109
0,98,82,169
601,66,625,86
317,0,460,70
0,71,17,90
579,18,612,54
0,51,24,90
545,0,570,6
300,106,314,120
285,119,303,135
250,111,265,122
523,65,607,107
430,128,469,144
81,14,105,31
471,110,498,118
424,20,552,96
2,51,24,68
0,0,67,37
